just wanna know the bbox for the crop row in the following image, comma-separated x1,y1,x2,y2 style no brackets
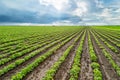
69,30,85,80
0,31,80,66
0,33,61,58
88,31,102,80
95,30,119,47
43,31,82,80
91,31,120,77
0,27,83,44
93,28,120,47
0,31,80,77
0,33,53,52
0,31,77,54
10,31,82,80
0,31,76,59
92,30,119,54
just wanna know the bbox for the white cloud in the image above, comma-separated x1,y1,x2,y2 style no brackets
95,7,120,25
94,0,104,8
100,8,111,18
115,8,120,13
39,0,69,11
1,0,120,25
85,22,107,25
52,20,73,25
73,1,88,17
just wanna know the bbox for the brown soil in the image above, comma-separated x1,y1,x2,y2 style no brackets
53,32,83,80
94,30,120,53
92,30,120,66
23,32,83,80
79,31,93,80
0,32,80,80
0,40,49,59
90,31,120,80
0,35,44,54
1,27,120,80
0,32,70,56
0,32,77,69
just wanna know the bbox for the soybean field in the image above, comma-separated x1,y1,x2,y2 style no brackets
0,26,120,80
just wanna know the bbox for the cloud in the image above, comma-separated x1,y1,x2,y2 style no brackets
100,8,112,18
115,8,120,12
94,0,104,8
73,1,88,17
39,0,70,11
0,0,120,25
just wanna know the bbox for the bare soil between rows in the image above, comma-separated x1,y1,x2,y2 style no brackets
92,30,120,66
79,31,93,80
0,32,81,80
90,31,120,80
53,32,83,80
23,32,83,80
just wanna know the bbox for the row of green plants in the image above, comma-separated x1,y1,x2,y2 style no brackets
96,30,119,47
0,32,40,44
92,27,120,36
96,29,117,39
93,30,119,54
10,32,81,80
0,36,60,65
93,28,120,47
42,31,83,80
0,32,72,59
0,31,70,54
0,33,56,59
101,31,120,44
88,32,102,80
43,45,73,80
96,30,120,48
0,33,57,59
0,26,82,44
0,27,58,43
0,34,48,53
0,27,81,53
102,50,120,76
0,31,67,52
69,31,85,80
0,31,49,49
0,31,79,76
0,32,77,65
95,28,120,38
91,31,120,77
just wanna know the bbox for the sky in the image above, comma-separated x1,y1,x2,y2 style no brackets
0,0,120,25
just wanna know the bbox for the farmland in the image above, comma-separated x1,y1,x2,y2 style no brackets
0,26,120,80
